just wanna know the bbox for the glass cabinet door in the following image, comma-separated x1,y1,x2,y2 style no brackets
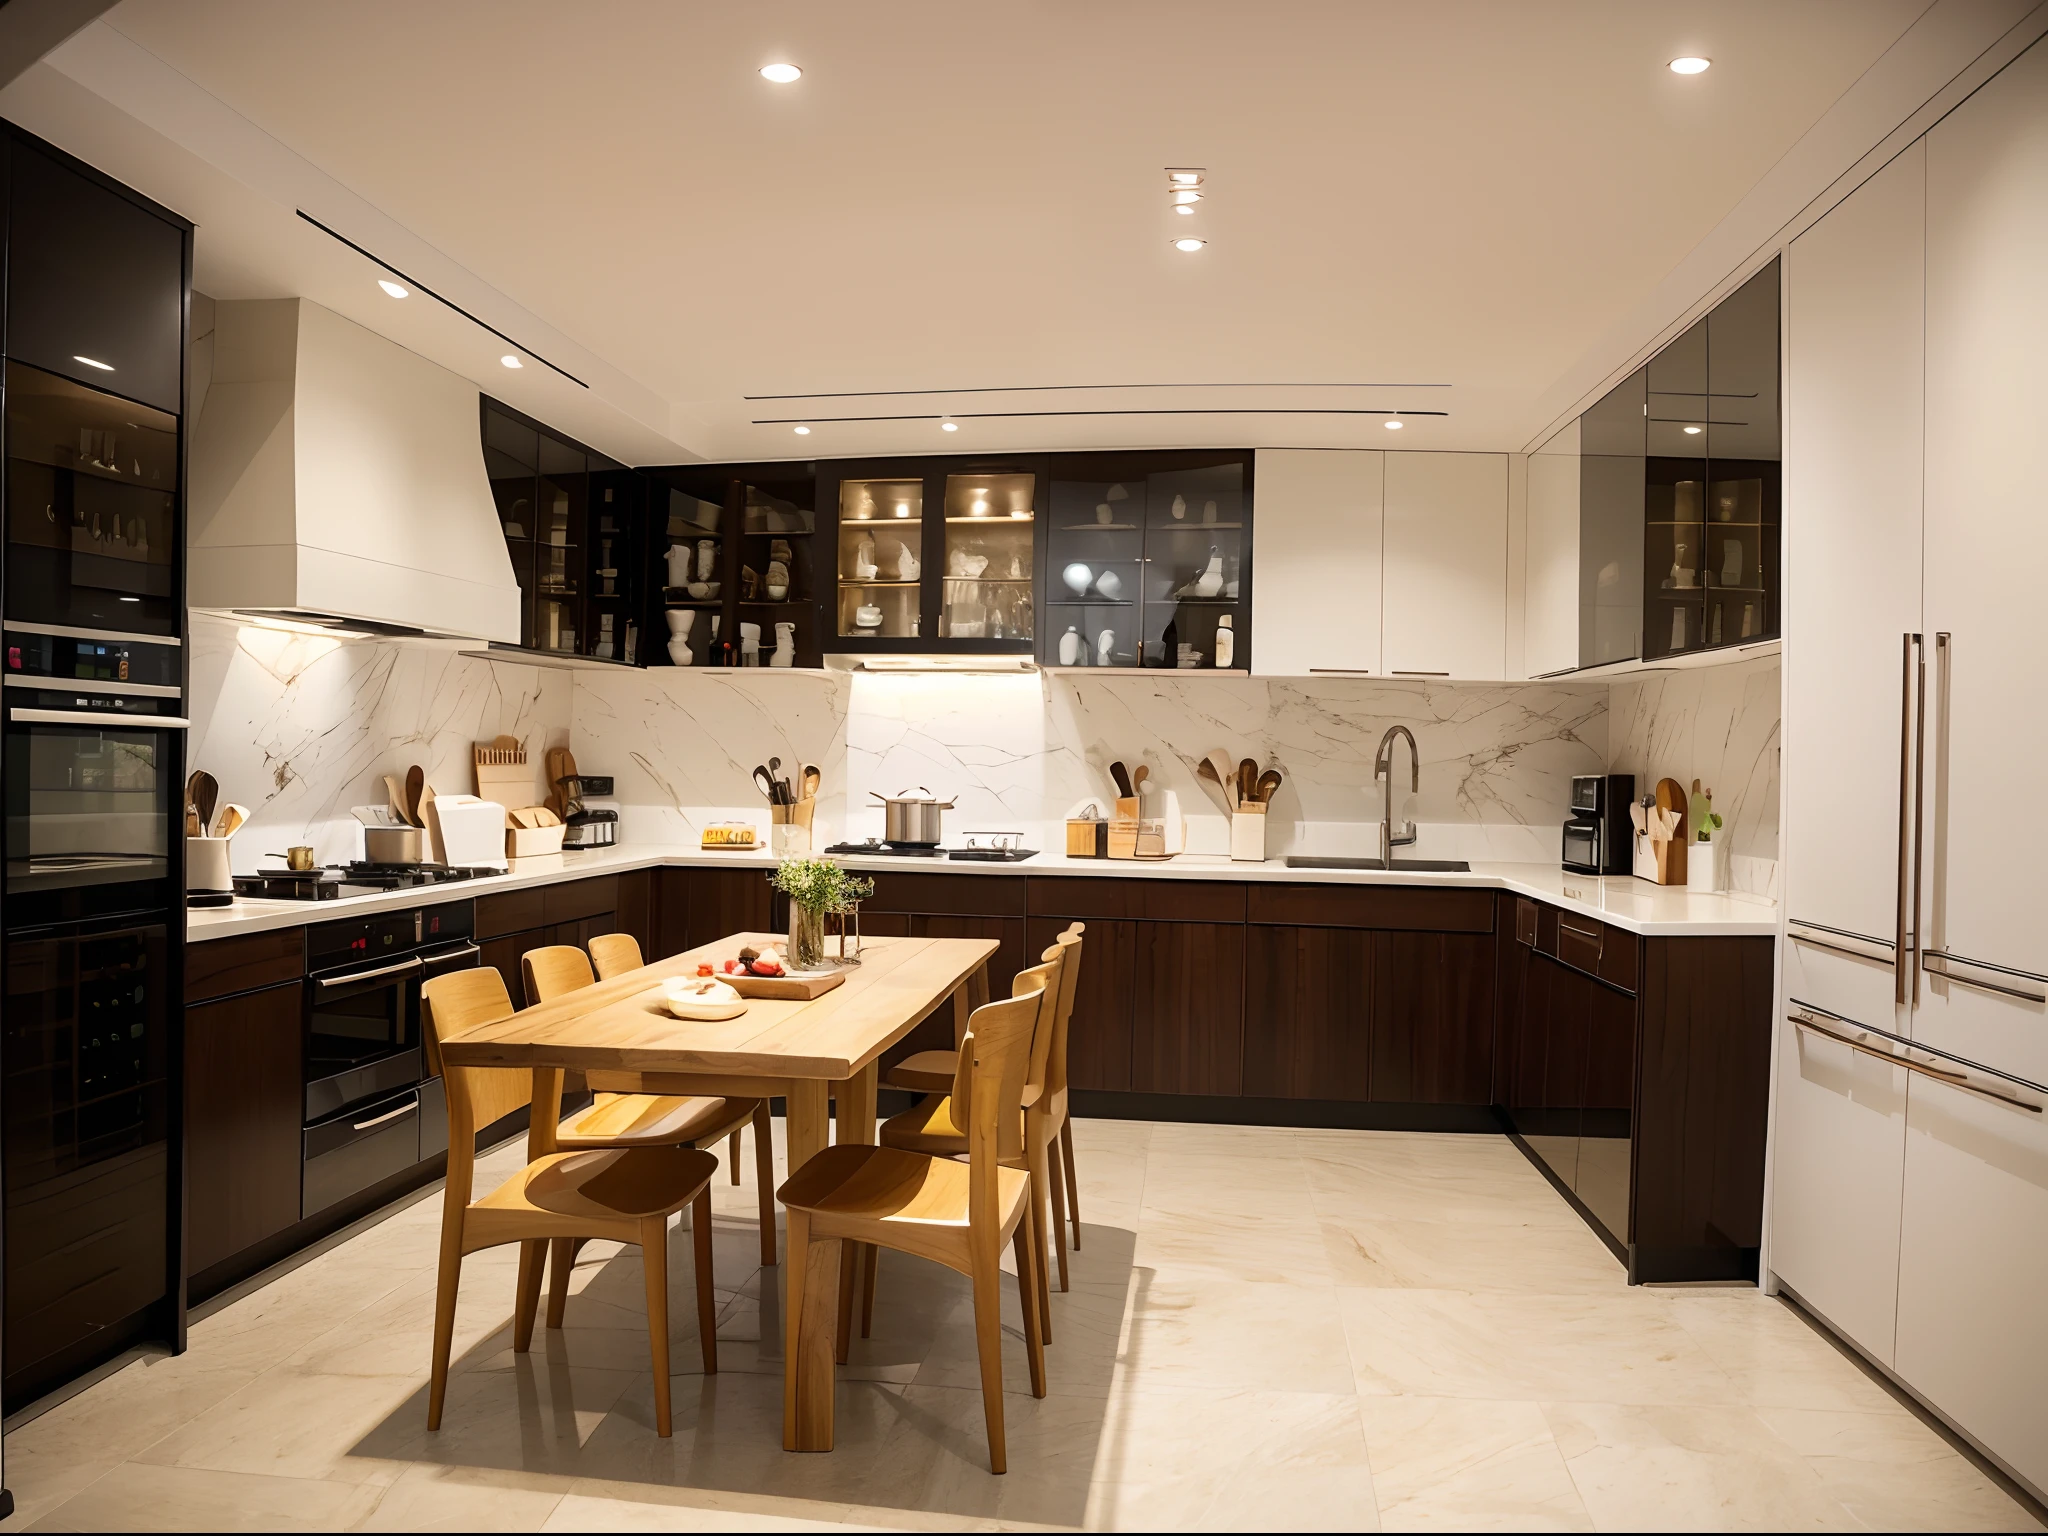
1644,317,1709,660
837,477,924,641
586,464,640,664
739,476,816,666
657,486,724,666
1141,461,1247,669
1045,467,1144,666
534,436,587,655
1704,258,1781,650
940,473,1033,643
483,405,538,644
1579,368,1646,667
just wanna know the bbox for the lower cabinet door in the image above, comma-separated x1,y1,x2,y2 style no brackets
682,869,777,952
1507,953,1582,1192
1131,921,1244,1095
185,981,304,1275
1894,1068,2048,1493
1768,1017,1907,1368
1370,931,1495,1103
1243,925,1372,1100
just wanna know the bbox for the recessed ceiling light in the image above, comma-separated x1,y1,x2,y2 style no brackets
73,355,114,371
941,419,958,432
793,424,811,435
760,62,802,83
1174,204,1196,216
1167,169,1203,185
377,278,408,299
1173,238,1206,253
500,354,523,369
1171,190,1202,205
1684,424,1702,434
1384,419,1403,430
1669,56,1710,75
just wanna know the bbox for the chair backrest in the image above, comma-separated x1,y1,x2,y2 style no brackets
1014,954,1063,1093
588,932,645,981
950,976,1048,1224
420,967,531,1206
1043,923,1084,1098
522,944,595,1006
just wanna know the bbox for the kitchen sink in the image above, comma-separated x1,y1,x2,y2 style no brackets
1284,856,1472,872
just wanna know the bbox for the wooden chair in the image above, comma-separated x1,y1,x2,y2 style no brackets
778,980,1049,1472
587,932,770,1199
420,967,717,1439
873,951,1065,1339
883,924,1086,1288
520,944,776,1330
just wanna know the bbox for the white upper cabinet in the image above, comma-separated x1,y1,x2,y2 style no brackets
1249,449,1383,675
1382,451,1509,679
1525,421,1581,677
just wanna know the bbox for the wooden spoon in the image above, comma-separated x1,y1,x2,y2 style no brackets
384,774,412,826
1256,769,1283,804
214,803,250,838
1131,764,1150,794
405,765,425,827
1204,751,1238,812
190,771,218,837
1238,758,1259,806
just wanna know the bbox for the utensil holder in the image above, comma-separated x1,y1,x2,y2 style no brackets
186,835,232,893
1231,806,1268,863
1066,818,1108,858
1650,836,1688,886
771,796,815,856
1685,838,1724,893
1107,795,1142,860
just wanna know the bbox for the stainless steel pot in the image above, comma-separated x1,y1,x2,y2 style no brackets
363,825,424,864
870,787,956,847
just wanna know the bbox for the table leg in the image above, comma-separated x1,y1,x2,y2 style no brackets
832,1063,879,1362
784,1078,838,1450
969,960,991,1009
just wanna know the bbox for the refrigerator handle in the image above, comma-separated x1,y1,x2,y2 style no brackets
1895,632,1921,1007
1910,634,1928,1005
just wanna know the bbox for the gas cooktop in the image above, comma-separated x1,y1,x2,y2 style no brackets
232,862,503,902
822,841,1039,863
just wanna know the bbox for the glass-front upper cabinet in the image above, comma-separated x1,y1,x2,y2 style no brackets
1702,259,1781,652
1644,317,1710,660
1043,452,1250,669
534,434,587,656
739,473,817,667
4,363,180,637
823,457,1040,655
1579,368,1645,668
656,484,724,666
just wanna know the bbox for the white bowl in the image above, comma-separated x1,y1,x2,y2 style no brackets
1062,561,1093,596
665,977,746,1021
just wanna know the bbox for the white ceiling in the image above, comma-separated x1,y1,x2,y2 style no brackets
0,1,1986,464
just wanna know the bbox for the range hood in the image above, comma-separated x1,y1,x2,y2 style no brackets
188,298,520,641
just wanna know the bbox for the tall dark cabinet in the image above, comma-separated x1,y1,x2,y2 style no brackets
0,122,192,1418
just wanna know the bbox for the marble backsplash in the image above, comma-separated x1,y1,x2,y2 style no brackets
184,612,1780,895
186,613,571,873
1607,653,1782,897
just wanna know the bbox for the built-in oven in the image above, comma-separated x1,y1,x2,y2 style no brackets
4,361,180,639
2,626,185,927
301,903,475,1219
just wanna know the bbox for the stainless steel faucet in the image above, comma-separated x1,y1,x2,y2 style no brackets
1374,725,1420,866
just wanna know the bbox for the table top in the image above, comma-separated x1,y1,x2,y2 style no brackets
436,932,996,1081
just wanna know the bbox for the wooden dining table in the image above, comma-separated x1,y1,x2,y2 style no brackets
434,930,996,1450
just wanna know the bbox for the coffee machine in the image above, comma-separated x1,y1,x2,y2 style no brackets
1563,774,1635,875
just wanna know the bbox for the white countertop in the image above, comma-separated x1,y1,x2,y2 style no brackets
188,843,1776,942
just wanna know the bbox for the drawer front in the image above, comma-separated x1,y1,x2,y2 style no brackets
302,1088,421,1219
864,871,1026,918
186,926,303,1002
1026,877,1245,924
475,887,545,939
1552,912,1639,994
1248,883,1495,934
1514,897,1538,947
544,875,618,926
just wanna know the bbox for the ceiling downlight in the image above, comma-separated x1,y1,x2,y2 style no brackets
760,63,802,84
1669,56,1711,74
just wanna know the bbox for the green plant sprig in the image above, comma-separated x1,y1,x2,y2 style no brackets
772,856,875,914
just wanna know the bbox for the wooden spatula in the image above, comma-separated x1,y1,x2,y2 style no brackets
190,771,218,837
1204,751,1238,811
405,766,425,828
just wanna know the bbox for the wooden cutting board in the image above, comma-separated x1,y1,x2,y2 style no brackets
716,967,847,1001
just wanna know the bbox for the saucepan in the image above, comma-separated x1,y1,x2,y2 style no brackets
870,787,957,847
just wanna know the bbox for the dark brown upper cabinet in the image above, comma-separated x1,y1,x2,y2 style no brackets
5,133,189,415
643,461,824,669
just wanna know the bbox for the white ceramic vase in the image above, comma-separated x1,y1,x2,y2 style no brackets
1058,625,1084,665
770,622,796,667
739,621,761,665
1095,628,1114,665
1062,562,1093,596
1193,547,1225,597
665,543,691,587
697,539,717,581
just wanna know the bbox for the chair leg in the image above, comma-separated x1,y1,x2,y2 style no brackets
513,1239,546,1352
640,1215,673,1438
834,1239,857,1365
427,1221,464,1431
1011,1214,1047,1399
969,1244,1008,1475
781,1207,811,1450
729,1125,743,1184
859,1242,878,1338
753,1101,777,1266
544,1236,581,1330
1045,1131,1071,1292
1060,1118,1082,1249
1024,1141,1054,1344
692,1185,719,1375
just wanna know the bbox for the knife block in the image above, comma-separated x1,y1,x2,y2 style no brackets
771,796,815,856
1650,835,1688,885
1106,795,1142,860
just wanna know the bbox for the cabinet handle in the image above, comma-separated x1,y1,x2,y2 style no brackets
1894,632,1921,1006
1922,949,2048,1005
316,955,423,989
1911,633,1928,1003
351,1100,419,1132
1789,1004,2042,1114
1788,918,1896,964
10,707,190,728
1391,670,1451,676
1308,669,1374,675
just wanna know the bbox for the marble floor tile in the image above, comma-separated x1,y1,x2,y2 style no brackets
10,1121,2033,1534
1754,1407,2046,1533
1356,1395,1591,1532
1319,1214,1624,1294
1338,1288,1740,1405
1117,1278,1357,1397
1543,1401,1863,1532
27,1461,387,1532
